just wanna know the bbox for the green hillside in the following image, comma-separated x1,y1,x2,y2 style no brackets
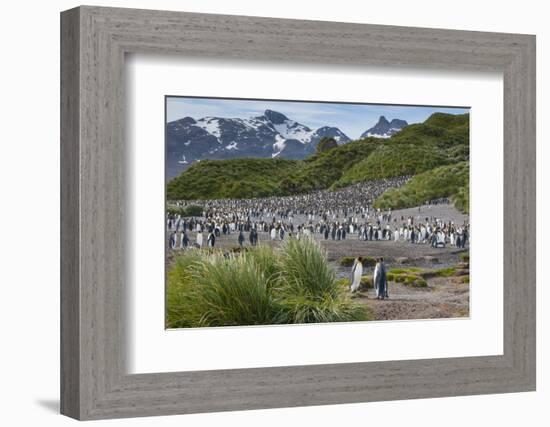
373,162,469,213
167,138,379,199
167,112,469,203
166,158,299,200
333,113,469,188
279,138,379,193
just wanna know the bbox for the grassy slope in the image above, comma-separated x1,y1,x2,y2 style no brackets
333,113,469,187
166,158,299,200
167,112,469,201
280,138,379,193
373,161,469,213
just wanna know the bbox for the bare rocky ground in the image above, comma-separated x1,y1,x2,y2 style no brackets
351,276,470,321
168,204,470,321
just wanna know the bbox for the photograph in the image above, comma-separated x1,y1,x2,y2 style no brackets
164,97,471,328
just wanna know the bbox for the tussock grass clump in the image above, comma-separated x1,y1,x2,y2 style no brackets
339,256,376,267
166,250,205,328
230,246,249,254
387,269,428,288
338,256,356,267
459,253,470,262
390,266,462,278
179,254,283,327
431,267,457,277
337,276,374,292
279,238,338,298
336,278,350,291
277,239,370,323
362,257,377,267
385,265,469,288
166,239,370,328
389,267,421,274
278,293,369,324
405,276,428,287
246,244,281,287
360,276,374,289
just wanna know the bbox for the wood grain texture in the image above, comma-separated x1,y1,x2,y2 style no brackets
60,7,80,419
60,6,536,420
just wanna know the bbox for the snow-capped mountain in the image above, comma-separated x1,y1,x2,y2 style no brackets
166,109,351,179
360,116,408,139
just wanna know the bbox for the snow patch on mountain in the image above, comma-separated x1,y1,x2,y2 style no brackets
272,134,287,157
178,155,189,165
166,109,353,179
196,117,222,139
272,121,314,143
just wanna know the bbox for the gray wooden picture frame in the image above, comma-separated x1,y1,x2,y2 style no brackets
60,5,536,421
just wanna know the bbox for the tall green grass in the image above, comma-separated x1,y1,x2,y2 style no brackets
165,250,203,328
166,239,370,328
245,244,282,288
276,238,368,323
184,254,283,327
277,293,369,323
278,238,338,298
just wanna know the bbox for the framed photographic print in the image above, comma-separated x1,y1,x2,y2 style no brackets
61,6,536,420
163,96,471,329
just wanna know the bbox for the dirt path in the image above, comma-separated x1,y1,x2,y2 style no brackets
352,276,469,321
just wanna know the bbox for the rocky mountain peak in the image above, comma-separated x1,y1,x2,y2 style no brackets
360,115,408,139
263,109,289,124
166,110,352,180
390,118,408,128
378,115,390,125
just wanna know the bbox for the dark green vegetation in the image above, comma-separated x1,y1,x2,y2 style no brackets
374,162,469,213
166,239,371,328
280,138,378,193
167,204,203,217
386,270,428,287
316,137,338,153
166,158,299,200
386,265,469,287
338,256,376,267
334,113,469,188
336,265,470,293
167,112,469,206
337,276,374,292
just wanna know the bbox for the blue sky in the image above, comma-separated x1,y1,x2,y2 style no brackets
166,97,469,139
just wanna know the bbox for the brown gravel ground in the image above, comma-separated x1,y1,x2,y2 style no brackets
351,276,469,321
